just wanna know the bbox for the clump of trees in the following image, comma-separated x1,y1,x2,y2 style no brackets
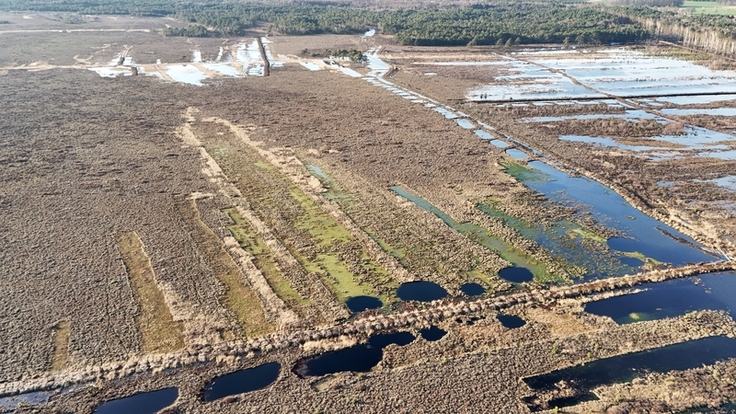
163,24,209,37
325,49,367,62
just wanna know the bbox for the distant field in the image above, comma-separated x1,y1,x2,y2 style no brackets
682,1,736,15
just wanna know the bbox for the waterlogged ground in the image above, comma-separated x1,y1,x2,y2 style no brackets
468,47,736,101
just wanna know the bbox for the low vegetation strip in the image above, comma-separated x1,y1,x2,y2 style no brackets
118,232,184,354
223,207,306,320
205,117,393,303
50,321,71,371
175,200,273,338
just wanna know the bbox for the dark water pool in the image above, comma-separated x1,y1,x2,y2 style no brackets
94,388,178,414
524,336,736,411
420,326,447,341
585,272,736,324
396,281,448,302
345,296,383,313
294,332,416,378
202,362,281,402
497,313,527,329
498,266,534,283
460,283,486,297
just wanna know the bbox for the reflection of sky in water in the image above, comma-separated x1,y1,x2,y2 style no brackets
433,107,458,119
506,148,528,159
163,64,207,86
521,160,716,265
525,110,664,123
455,119,475,129
299,61,321,71
660,107,736,116
696,175,736,191
471,60,604,100
656,94,736,105
470,49,736,100
560,135,663,152
557,124,735,161
539,51,736,96
202,63,240,77
88,67,131,78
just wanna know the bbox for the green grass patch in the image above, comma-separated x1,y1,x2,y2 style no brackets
682,1,736,14
224,207,310,309
391,186,561,283
287,187,391,302
365,226,406,259
568,227,607,244
503,161,547,182
620,250,661,267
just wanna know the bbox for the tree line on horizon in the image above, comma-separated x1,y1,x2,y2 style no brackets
0,0,733,49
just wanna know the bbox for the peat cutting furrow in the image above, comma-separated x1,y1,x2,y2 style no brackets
2,260,733,397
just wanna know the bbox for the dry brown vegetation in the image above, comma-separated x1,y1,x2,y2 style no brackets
540,118,685,140
49,321,71,372
2,18,736,414
118,231,184,354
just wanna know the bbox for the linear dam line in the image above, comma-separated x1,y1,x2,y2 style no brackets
2,261,734,398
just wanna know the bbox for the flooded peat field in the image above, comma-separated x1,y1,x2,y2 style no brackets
352,45,736,410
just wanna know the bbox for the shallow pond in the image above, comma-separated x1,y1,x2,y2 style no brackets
697,175,736,191
497,313,527,329
203,362,280,402
345,295,383,312
433,107,459,119
94,388,178,414
474,130,494,140
505,148,528,159
202,62,240,77
523,336,736,411
477,203,641,279
524,110,663,124
420,326,447,341
460,282,486,296
559,124,735,161
396,281,448,302
498,266,534,283
163,64,208,86
455,119,475,129
660,107,736,117
294,332,415,377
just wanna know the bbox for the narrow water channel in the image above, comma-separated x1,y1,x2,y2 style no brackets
390,186,550,280
524,336,736,411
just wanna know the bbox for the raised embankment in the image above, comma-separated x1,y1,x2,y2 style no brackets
2,261,734,396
